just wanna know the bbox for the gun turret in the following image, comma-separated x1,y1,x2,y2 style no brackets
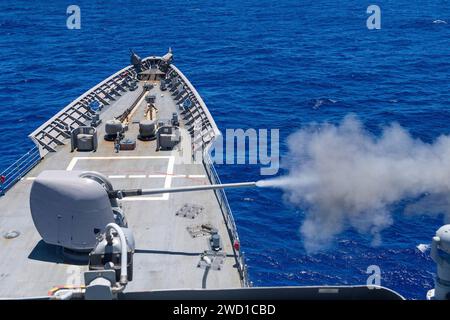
30,170,257,252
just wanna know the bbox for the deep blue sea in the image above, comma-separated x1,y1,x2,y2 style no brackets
1,0,449,299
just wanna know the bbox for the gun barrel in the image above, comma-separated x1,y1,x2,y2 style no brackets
114,181,257,198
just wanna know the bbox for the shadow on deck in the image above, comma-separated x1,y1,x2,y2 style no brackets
28,240,88,266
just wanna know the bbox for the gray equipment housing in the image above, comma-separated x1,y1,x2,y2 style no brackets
30,170,116,251
105,120,123,135
171,112,179,127
156,124,180,150
138,120,156,140
128,81,138,91
90,112,102,127
84,271,115,300
143,83,153,91
210,231,222,251
104,120,124,141
429,224,450,300
130,50,142,67
160,80,167,91
71,126,98,152
145,94,156,103
89,227,135,282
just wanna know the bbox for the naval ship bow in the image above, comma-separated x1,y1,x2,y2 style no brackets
0,49,406,300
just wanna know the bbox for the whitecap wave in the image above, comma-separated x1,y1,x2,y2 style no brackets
311,98,338,109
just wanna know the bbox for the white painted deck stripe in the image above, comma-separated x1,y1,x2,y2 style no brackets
163,155,176,200
66,155,174,171
66,157,79,171
188,174,206,178
128,175,147,179
53,156,198,201
121,155,176,201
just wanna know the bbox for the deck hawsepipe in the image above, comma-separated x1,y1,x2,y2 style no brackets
108,181,257,198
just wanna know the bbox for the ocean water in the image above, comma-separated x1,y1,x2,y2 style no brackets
0,0,449,299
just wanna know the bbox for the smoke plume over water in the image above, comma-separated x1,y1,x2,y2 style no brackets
257,115,450,252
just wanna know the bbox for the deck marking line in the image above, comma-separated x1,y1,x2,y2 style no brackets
65,156,182,201
163,155,176,200
128,175,147,179
66,157,79,171
121,155,176,201
66,156,173,171
148,174,168,178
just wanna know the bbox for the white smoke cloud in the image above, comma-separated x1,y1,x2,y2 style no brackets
257,115,450,252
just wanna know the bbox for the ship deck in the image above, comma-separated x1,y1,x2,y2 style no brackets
0,80,242,298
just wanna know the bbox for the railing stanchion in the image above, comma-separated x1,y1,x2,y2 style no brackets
0,146,41,196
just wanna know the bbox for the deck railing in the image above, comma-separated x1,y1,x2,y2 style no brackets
203,145,251,287
170,63,251,287
0,146,41,195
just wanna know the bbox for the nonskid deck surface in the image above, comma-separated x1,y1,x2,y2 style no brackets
0,81,242,298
